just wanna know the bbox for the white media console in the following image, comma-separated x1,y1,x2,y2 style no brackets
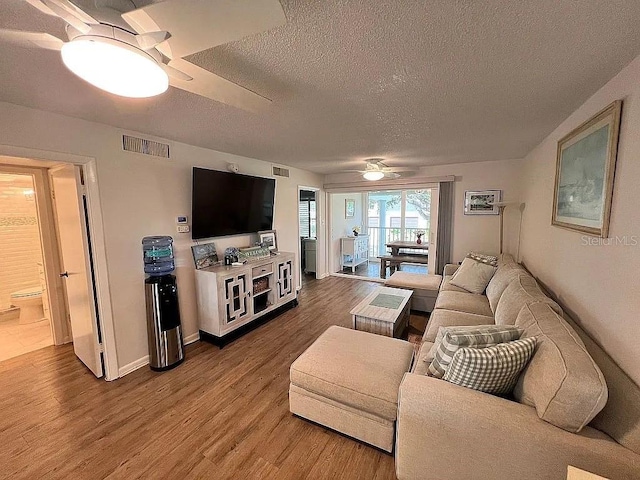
195,252,297,345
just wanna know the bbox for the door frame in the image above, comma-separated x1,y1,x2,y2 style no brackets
326,183,440,279
0,146,118,381
297,185,321,286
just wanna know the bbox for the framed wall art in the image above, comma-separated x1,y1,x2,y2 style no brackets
464,190,501,215
552,100,622,237
345,199,355,218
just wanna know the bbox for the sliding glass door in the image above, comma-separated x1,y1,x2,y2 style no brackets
367,189,432,258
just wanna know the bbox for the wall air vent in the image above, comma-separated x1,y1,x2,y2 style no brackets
272,166,290,178
122,135,170,158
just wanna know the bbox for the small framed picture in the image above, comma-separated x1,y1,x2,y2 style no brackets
345,199,355,218
191,243,219,269
464,190,502,215
258,230,278,251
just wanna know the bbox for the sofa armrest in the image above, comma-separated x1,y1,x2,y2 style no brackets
442,263,459,277
396,373,640,480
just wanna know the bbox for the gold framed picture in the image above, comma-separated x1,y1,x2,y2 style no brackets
552,100,622,237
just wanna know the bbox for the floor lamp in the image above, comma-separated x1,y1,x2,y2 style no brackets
490,201,525,255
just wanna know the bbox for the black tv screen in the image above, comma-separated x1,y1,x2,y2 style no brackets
191,167,275,239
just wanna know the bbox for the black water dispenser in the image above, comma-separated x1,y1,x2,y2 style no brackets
142,236,184,371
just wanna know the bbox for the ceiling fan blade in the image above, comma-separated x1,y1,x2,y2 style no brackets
42,0,98,24
135,31,171,51
0,29,64,50
40,0,95,34
384,167,415,173
161,63,193,82
24,0,57,16
122,0,286,59
168,58,271,113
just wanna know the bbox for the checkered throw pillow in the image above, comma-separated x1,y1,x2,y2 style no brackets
443,337,537,395
427,325,522,378
467,252,498,267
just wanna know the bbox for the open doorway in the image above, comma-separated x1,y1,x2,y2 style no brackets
0,161,106,378
299,188,318,285
328,186,438,281
0,172,53,361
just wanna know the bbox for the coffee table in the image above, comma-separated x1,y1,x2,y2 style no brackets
350,286,412,338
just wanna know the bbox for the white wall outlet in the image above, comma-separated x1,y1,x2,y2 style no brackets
177,225,190,233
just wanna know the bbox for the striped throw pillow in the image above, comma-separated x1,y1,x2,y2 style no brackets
467,252,498,267
427,325,522,378
443,337,537,395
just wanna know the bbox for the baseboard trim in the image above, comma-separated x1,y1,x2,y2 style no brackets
118,355,149,377
117,332,199,378
330,272,385,284
184,332,200,345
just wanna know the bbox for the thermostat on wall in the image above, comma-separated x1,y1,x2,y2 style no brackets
177,216,188,224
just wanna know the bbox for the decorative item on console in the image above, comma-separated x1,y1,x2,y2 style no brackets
224,247,240,265
415,230,425,244
238,246,271,262
352,226,361,237
258,230,278,251
191,243,219,269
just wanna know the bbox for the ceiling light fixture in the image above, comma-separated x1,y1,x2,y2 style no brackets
61,37,169,98
363,171,385,181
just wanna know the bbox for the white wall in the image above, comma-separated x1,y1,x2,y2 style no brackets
325,159,524,263
519,54,640,386
0,101,325,374
329,192,366,272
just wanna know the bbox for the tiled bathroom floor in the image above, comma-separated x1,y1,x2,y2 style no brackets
0,316,53,362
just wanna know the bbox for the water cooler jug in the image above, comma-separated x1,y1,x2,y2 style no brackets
142,236,184,371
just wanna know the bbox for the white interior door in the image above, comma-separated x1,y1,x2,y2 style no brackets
50,165,103,378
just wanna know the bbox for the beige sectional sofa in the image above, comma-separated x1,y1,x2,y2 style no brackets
396,255,640,479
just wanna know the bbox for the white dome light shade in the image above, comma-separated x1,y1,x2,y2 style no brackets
363,171,385,181
61,38,169,98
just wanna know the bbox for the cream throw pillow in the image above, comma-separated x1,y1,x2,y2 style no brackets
449,257,497,294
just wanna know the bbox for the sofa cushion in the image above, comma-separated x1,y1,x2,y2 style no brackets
428,325,523,378
290,326,414,421
444,337,536,395
434,291,493,317
486,262,529,312
514,303,608,433
565,314,640,455
385,272,442,291
494,275,562,326
497,253,516,266
423,308,495,342
440,275,469,293
449,257,497,294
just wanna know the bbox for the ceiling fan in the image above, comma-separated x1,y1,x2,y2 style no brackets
0,0,286,111
346,159,414,181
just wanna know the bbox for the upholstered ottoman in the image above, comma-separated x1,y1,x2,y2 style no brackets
289,326,415,452
384,272,443,312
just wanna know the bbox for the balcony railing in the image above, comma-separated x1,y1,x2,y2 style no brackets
367,227,429,258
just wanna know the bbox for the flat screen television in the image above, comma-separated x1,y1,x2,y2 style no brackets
191,167,276,239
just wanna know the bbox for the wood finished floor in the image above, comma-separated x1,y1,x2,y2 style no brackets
0,276,427,480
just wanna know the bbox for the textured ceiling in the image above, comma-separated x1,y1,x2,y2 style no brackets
1,0,640,174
